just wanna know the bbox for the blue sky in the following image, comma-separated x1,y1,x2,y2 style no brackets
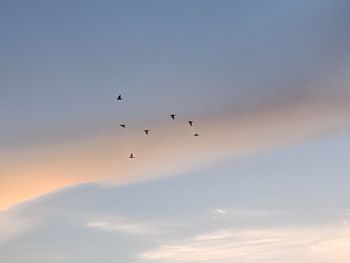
1,1,350,262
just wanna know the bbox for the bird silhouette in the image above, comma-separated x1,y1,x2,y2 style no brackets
120,124,126,128
194,133,199,137
170,114,176,120
116,94,123,100
188,121,193,126
129,153,135,159
144,129,150,135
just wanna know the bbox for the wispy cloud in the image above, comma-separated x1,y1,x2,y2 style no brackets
211,209,273,221
139,224,350,263
86,219,158,236
85,217,186,237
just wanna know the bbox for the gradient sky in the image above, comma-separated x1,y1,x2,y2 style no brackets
1,1,350,262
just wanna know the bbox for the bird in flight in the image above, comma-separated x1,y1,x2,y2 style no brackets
129,153,135,159
170,114,176,120
188,121,193,126
144,129,150,135
116,94,123,100
194,133,199,137
120,124,126,128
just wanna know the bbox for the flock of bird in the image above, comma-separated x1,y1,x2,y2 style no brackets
116,93,200,159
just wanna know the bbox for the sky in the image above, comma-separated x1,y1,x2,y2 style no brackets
1,0,350,262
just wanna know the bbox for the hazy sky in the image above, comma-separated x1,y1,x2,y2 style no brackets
1,1,350,262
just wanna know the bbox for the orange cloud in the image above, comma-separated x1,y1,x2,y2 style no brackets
1,92,350,210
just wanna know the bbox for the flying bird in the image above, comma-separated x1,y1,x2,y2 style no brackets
170,114,176,120
194,133,199,137
188,121,194,126
129,153,135,159
144,129,150,135
116,94,123,100
120,124,126,128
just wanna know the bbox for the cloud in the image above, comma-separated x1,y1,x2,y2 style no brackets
1,182,349,262
139,224,350,263
211,209,273,221
85,216,187,237
86,219,158,236
1,88,350,210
